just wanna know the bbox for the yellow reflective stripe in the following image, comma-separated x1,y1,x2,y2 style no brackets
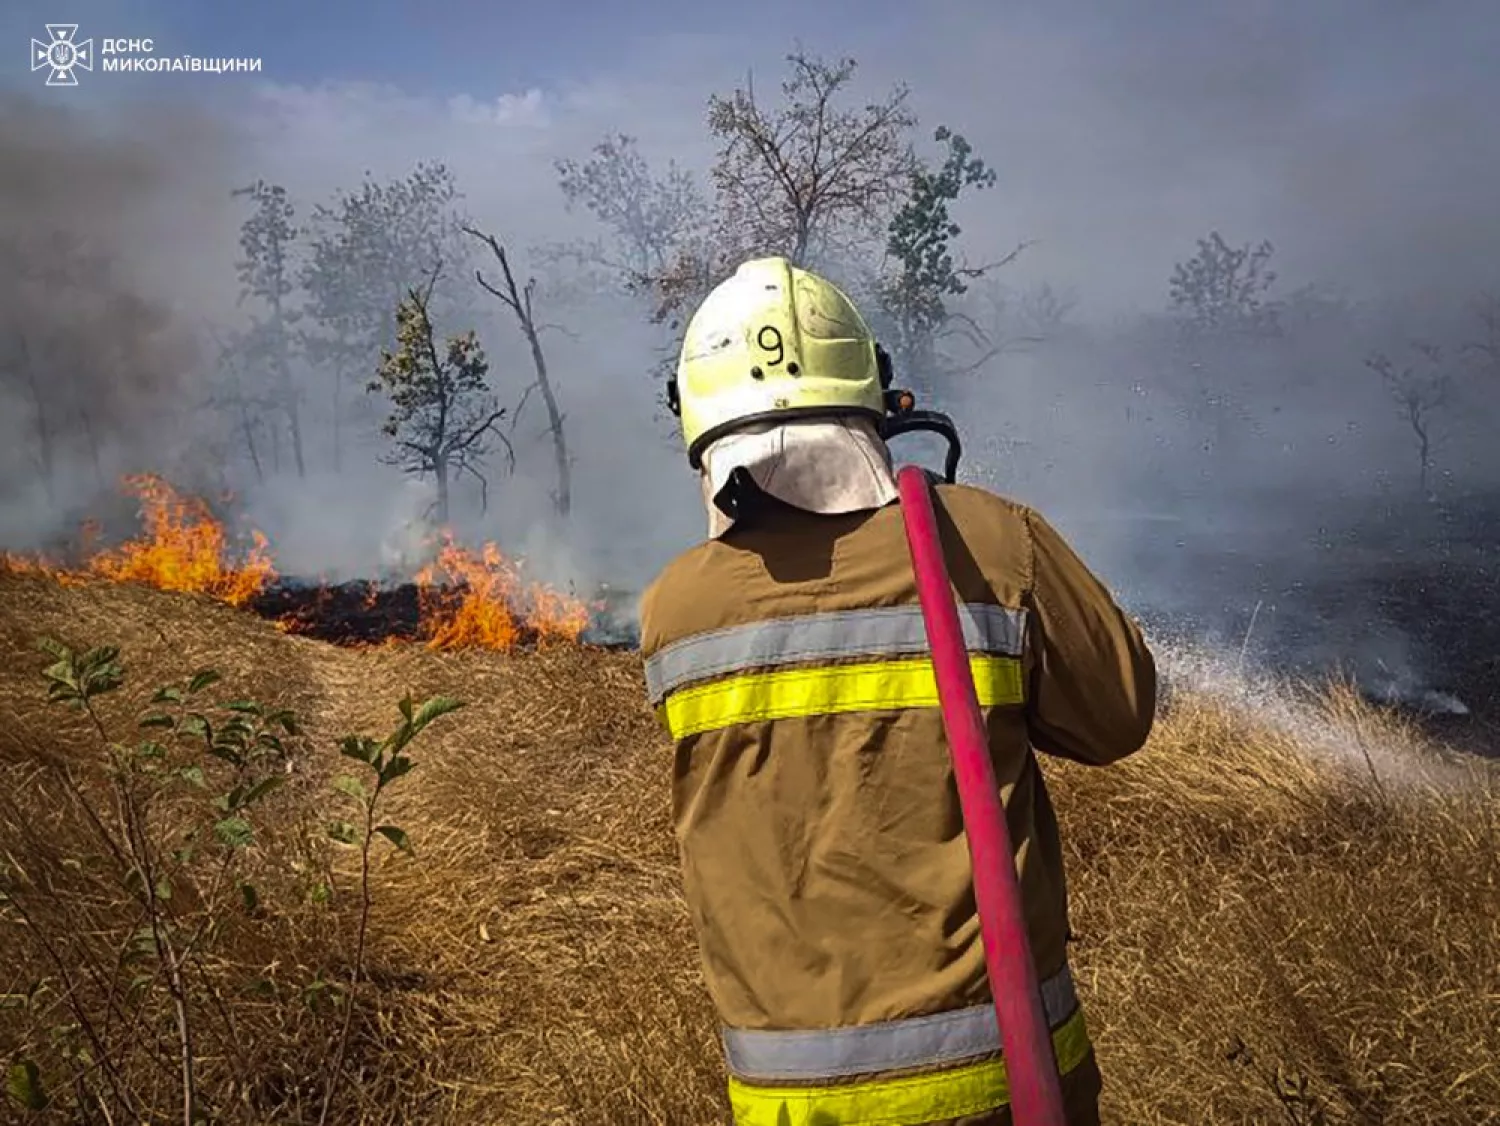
644,604,1027,704
659,655,1025,740
728,1006,1090,1126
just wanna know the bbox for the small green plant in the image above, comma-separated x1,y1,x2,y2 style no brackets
316,692,464,1126
2,638,464,1126
6,639,296,1124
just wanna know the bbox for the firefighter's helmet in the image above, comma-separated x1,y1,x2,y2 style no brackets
668,256,893,468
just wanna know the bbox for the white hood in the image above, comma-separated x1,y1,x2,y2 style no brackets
699,416,899,539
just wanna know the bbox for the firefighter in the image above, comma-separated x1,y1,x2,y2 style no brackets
639,255,1157,1126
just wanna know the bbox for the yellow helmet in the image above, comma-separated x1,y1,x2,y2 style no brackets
668,256,892,467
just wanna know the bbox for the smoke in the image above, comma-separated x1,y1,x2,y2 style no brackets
0,92,239,543
0,3,1496,738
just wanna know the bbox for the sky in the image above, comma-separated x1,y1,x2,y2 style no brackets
5,0,1498,321
3,0,1496,308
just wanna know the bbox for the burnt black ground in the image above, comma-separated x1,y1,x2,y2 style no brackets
1119,487,1499,759
250,581,425,644
245,492,1496,758
248,579,641,650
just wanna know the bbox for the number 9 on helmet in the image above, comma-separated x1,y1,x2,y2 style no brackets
667,256,890,469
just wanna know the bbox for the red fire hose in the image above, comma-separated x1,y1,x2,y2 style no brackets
896,463,1068,1126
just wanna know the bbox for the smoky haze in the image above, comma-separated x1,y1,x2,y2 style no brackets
0,2,1496,735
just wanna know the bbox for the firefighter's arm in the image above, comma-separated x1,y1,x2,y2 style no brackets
1022,508,1157,765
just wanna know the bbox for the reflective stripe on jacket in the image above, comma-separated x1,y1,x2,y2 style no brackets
639,484,1156,1126
724,963,1090,1125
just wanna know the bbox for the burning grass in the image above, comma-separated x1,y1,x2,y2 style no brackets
0,571,1497,1124
1,474,593,649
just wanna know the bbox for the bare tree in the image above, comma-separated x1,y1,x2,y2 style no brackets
1366,342,1450,500
367,268,509,524
464,227,572,519
1017,282,1079,339
1462,293,1500,381
704,51,918,272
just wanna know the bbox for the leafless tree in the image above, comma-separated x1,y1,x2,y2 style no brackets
464,227,572,519
1366,341,1450,500
1462,292,1500,381
705,51,917,270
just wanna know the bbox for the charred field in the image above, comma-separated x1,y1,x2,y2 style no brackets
1116,485,1500,760
248,577,642,650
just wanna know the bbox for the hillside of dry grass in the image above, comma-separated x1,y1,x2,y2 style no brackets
1,571,1497,1125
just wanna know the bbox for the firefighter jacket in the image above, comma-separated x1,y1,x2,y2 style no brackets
639,482,1157,1126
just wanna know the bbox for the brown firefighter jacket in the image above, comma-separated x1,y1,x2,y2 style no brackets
639,482,1157,1126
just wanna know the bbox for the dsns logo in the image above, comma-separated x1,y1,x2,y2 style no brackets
31,24,93,86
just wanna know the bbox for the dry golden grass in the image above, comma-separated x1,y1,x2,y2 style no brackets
0,570,1496,1124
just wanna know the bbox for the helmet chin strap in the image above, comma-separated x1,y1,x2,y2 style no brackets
880,392,964,484
711,466,772,522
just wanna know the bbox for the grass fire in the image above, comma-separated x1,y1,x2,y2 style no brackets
1,474,595,651
1,554,1496,1125
3,13,1500,1125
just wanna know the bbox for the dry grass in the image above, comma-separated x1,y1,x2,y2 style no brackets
0,571,1496,1125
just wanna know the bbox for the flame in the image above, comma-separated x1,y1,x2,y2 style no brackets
2,474,591,651
0,550,84,584
415,532,589,650
85,474,276,606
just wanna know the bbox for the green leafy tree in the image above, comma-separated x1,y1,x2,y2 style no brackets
231,181,306,478
1169,231,1280,339
368,268,509,524
877,126,1016,397
303,163,470,471
554,133,707,295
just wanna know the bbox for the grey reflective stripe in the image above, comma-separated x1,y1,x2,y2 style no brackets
644,603,1026,705
721,964,1079,1082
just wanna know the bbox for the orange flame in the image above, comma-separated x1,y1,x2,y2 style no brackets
415,532,589,650
0,550,83,584
84,474,276,606
3,475,590,651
